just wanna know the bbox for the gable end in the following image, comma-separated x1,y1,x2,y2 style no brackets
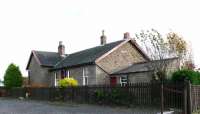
26,51,42,70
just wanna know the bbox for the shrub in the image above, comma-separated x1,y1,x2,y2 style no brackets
4,63,23,88
58,77,78,88
94,88,132,106
171,69,200,85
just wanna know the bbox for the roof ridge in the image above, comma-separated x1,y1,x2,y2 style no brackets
33,50,60,54
68,40,125,55
33,40,125,56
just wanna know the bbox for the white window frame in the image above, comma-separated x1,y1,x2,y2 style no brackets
66,70,70,78
120,75,128,86
54,72,59,87
83,68,88,86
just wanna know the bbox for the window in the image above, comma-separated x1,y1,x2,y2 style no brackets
120,75,128,86
66,70,70,78
61,70,65,79
83,68,88,86
55,72,59,87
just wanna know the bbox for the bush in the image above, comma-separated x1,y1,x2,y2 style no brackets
4,63,23,88
58,77,78,88
94,88,132,106
171,69,200,85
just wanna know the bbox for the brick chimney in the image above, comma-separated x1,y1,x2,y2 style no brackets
58,41,65,57
123,32,130,39
100,30,107,45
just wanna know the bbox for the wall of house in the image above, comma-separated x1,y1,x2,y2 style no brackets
49,71,56,87
96,41,147,74
56,65,97,86
28,56,54,87
128,72,153,83
165,58,180,79
96,66,110,85
114,72,153,84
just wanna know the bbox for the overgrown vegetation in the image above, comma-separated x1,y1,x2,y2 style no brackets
58,77,78,88
171,69,200,85
4,63,23,88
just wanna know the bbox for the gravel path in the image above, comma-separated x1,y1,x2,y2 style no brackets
0,98,160,114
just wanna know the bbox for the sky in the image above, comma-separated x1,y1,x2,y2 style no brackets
0,0,200,80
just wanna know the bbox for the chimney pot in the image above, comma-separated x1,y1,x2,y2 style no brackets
124,32,130,39
100,30,107,45
59,41,63,45
58,41,65,57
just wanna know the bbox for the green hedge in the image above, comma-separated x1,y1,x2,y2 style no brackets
94,88,132,106
171,69,200,85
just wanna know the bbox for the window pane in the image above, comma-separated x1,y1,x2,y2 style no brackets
120,75,127,86
61,70,65,79
85,77,88,85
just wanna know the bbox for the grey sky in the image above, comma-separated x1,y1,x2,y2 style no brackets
0,0,199,79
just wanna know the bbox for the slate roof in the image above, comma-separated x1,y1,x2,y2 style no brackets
53,40,124,69
112,62,153,75
112,57,178,75
27,39,152,71
26,40,125,70
26,51,63,69
34,51,63,67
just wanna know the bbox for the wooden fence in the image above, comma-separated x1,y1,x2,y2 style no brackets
5,83,160,106
0,82,189,114
191,85,200,112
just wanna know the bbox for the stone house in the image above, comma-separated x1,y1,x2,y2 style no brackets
26,32,179,87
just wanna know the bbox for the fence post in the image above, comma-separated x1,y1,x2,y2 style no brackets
187,80,192,114
160,81,164,114
183,79,188,114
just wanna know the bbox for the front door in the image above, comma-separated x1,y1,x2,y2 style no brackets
110,77,117,86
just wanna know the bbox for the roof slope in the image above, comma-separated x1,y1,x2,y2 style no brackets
112,62,153,74
112,57,178,75
54,40,124,69
34,51,63,67
26,51,63,69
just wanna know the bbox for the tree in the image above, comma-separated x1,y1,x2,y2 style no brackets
135,29,188,80
167,32,187,56
4,63,23,88
167,32,195,69
135,29,189,114
171,69,200,85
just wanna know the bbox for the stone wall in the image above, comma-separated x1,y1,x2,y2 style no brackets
96,66,110,85
165,58,180,79
114,72,153,84
55,65,97,86
128,72,153,83
70,65,96,86
96,41,147,74
28,56,54,87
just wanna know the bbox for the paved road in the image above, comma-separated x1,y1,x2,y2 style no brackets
0,98,159,114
